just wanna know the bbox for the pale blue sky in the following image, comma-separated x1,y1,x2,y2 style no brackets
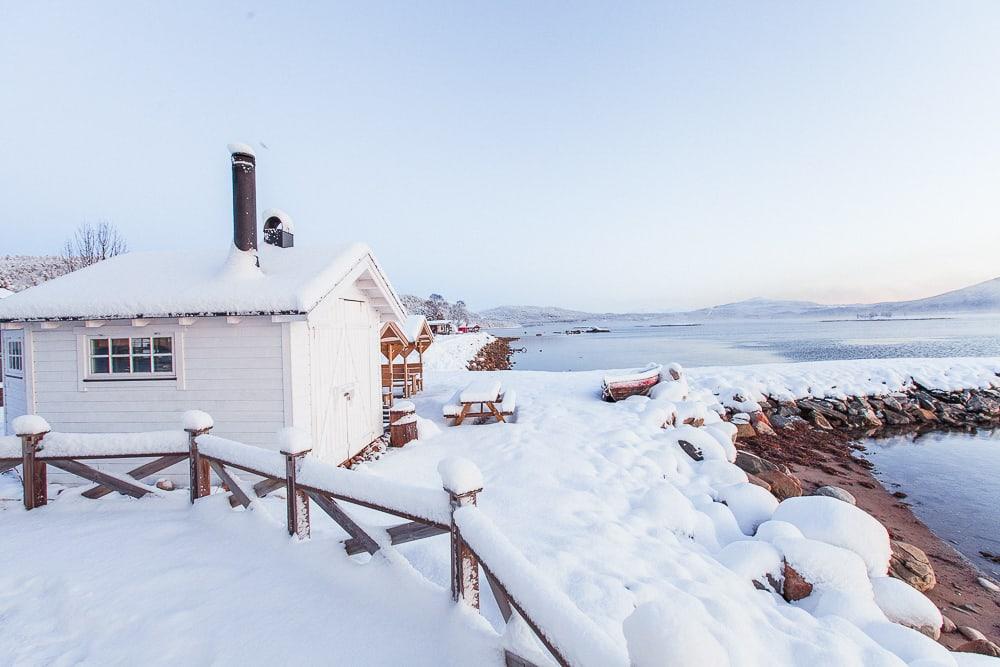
2,2,998,311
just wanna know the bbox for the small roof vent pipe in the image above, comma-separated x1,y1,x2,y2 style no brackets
228,143,258,264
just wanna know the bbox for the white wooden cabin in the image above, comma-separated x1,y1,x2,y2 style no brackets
0,145,405,471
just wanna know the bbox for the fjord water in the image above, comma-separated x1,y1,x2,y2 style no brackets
861,430,1000,578
494,316,1000,371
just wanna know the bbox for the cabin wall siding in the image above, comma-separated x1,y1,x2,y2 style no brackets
27,317,286,481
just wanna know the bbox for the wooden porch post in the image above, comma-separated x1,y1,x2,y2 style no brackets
186,425,212,504
282,448,311,539
20,431,48,510
445,483,482,608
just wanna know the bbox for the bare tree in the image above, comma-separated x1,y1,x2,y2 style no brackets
63,221,128,267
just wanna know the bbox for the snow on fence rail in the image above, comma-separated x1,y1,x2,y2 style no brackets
455,507,625,667
1,412,621,667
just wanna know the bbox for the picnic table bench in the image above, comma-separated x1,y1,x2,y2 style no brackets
443,380,517,425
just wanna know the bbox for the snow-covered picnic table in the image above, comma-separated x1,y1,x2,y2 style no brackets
443,379,516,425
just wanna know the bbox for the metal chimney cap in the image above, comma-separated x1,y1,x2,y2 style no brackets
263,208,295,233
227,142,256,157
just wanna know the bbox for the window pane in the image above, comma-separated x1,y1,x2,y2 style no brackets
153,337,172,354
133,356,152,373
132,338,151,355
111,338,129,355
112,357,130,373
91,356,110,374
91,338,109,355
154,355,173,373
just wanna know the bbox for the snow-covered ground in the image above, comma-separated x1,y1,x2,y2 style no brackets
365,359,1000,665
421,331,494,371
0,490,498,664
2,357,998,665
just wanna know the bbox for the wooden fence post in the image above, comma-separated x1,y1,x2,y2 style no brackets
186,425,212,504
445,483,482,609
282,448,311,539
20,430,49,510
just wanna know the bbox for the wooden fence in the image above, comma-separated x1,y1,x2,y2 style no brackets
0,416,626,667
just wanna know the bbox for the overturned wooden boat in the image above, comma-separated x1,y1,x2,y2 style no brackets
601,363,662,402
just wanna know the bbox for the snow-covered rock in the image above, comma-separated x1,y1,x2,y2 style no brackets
871,576,943,639
623,601,729,667
717,482,778,535
772,496,891,577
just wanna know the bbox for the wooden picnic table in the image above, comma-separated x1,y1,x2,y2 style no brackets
443,380,516,425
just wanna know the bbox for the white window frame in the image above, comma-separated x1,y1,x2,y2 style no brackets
5,338,23,378
74,326,185,389
85,333,176,380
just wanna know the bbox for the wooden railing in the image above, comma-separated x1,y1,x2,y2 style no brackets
1,414,628,667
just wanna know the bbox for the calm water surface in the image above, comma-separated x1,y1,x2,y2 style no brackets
491,316,1000,370
861,430,1000,578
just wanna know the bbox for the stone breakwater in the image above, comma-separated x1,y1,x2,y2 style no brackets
467,336,518,371
721,385,1000,654
729,383,1000,439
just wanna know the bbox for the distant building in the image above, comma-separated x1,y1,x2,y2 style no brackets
427,319,455,335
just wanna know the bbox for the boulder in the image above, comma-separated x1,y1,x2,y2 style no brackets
881,396,905,412
958,626,987,642
155,478,175,491
734,451,781,476
808,412,833,430
746,474,772,492
677,439,704,462
978,576,1000,592
769,414,805,429
757,470,802,501
750,412,776,436
888,540,936,592
781,561,813,602
941,615,956,634
955,639,1000,658
799,399,849,423
911,408,937,423
881,409,913,426
735,423,756,439
966,393,999,415
813,485,856,505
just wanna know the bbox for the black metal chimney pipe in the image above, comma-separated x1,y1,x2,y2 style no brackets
229,143,257,255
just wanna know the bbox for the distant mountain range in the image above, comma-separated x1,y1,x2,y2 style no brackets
481,276,1000,326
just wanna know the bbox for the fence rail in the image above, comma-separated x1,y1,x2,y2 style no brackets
2,413,628,667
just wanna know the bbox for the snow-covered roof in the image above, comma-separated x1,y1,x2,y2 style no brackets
402,314,431,342
0,243,404,321
427,319,452,325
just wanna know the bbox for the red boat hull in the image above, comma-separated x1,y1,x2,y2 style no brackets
602,373,660,402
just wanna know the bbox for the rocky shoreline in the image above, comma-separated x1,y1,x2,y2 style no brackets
724,386,1000,654
467,336,519,371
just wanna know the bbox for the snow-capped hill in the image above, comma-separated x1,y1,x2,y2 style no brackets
478,304,600,325
690,297,825,319
864,276,1000,315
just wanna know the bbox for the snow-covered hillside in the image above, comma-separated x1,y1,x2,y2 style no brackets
0,255,80,292
422,332,494,370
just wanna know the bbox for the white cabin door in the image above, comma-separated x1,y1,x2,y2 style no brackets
2,329,27,436
310,299,379,464
339,299,378,457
